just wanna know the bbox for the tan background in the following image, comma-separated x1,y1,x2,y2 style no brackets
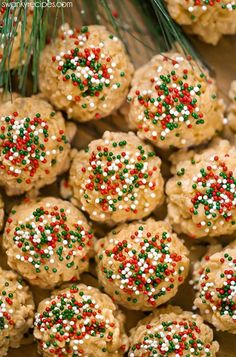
1,1,236,356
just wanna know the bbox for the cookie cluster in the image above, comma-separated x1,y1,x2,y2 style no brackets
0,10,234,356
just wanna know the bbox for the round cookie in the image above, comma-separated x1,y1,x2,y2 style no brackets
69,131,164,225
166,139,236,238
128,305,219,356
0,7,33,69
127,52,224,150
165,0,236,45
0,96,70,196
228,80,236,132
3,197,94,289
193,241,236,333
95,219,189,310
39,24,134,122
0,267,34,357
34,283,129,357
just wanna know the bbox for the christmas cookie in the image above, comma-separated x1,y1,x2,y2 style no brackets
39,24,134,122
34,283,129,357
0,96,70,196
128,305,219,356
228,80,236,132
95,219,189,310
127,52,224,149
166,139,236,238
3,197,94,289
193,241,236,333
0,6,33,69
69,131,164,225
0,267,34,357
166,0,236,45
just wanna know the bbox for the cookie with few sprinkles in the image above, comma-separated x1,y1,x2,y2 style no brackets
0,96,71,196
0,267,35,357
165,0,236,45
3,197,94,289
128,305,219,356
127,52,224,149
39,24,134,122
33,284,129,357
166,139,236,238
192,241,236,333
69,131,164,225
95,219,189,310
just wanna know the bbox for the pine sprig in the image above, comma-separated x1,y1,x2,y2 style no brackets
0,0,206,94
0,1,62,93
151,0,198,56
